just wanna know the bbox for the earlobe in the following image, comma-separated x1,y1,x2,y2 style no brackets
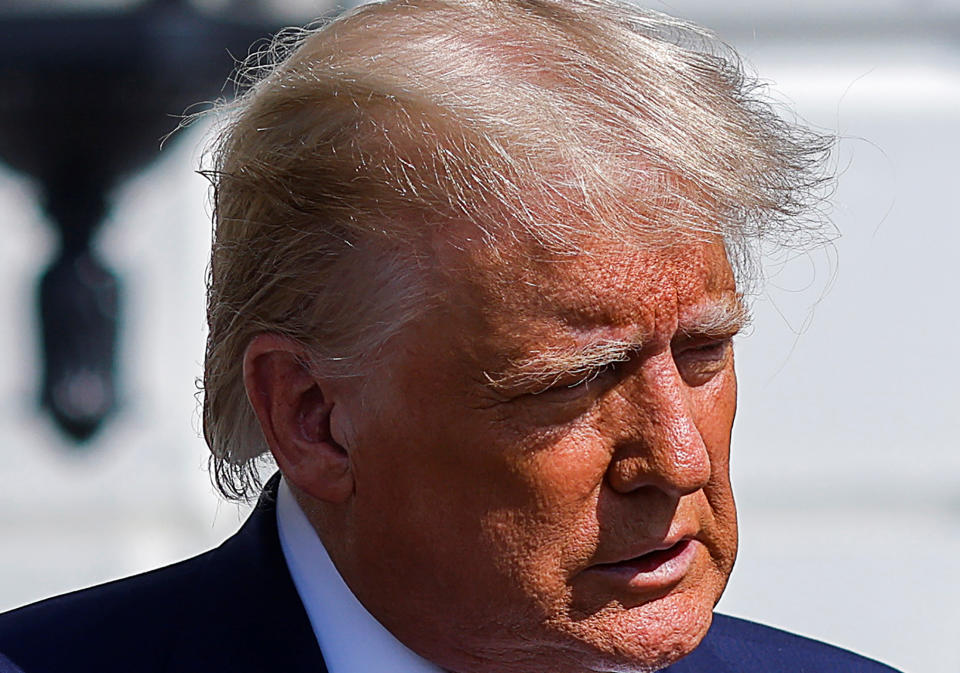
243,334,355,504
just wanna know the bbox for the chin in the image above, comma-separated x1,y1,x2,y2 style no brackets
552,587,717,673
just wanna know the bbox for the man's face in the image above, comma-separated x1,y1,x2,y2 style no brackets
326,234,741,673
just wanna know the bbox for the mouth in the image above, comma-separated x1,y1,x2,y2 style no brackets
585,539,698,594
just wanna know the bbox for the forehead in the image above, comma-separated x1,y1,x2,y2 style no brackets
433,233,736,339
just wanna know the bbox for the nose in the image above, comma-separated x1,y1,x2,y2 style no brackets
605,352,712,498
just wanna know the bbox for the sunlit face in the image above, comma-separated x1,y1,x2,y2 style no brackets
324,234,741,673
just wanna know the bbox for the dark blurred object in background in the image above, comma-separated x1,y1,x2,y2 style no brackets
0,0,290,441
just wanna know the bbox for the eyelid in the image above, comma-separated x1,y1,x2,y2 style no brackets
674,336,733,355
526,358,631,401
674,327,738,349
550,361,618,390
694,337,732,350
673,339,732,388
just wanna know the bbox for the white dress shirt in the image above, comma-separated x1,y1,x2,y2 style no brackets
276,478,447,673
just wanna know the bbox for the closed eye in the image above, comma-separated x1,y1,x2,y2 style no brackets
531,361,620,397
674,339,732,386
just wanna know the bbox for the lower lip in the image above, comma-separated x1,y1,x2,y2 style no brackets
586,539,698,593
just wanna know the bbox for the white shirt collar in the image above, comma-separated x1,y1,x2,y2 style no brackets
276,477,447,673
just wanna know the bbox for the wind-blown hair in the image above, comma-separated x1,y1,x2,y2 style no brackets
202,0,833,500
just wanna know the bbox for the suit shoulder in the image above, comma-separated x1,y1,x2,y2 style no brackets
699,614,902,673
0,548,222,673
0,481,321,673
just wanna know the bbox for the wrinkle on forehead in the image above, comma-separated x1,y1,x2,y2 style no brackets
485,234,735,319
431,224,736,316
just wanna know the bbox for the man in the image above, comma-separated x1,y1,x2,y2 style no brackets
0,1,900,671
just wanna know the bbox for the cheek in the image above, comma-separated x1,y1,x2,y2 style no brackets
691,366,737,470
694,367,739,575
476,426,612,595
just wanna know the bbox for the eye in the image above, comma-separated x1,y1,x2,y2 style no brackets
555,364,614,391
674,339,732,386
525,362,621,402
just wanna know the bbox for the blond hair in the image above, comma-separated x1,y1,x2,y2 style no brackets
202,0,833,500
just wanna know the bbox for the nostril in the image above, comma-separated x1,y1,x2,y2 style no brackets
606,456,652,493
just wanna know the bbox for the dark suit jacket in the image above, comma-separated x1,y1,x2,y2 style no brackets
0,477,900,673
0,654,25,673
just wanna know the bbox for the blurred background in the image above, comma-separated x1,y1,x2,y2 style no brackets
0,1,956,671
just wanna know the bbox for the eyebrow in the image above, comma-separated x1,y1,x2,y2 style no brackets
678,294,752,338
483,295,749,393
484,337,641,393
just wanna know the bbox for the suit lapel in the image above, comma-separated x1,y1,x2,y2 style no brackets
164,474,329,673
0,653,25,673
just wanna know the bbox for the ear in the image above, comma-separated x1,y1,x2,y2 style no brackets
243,333,354,504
